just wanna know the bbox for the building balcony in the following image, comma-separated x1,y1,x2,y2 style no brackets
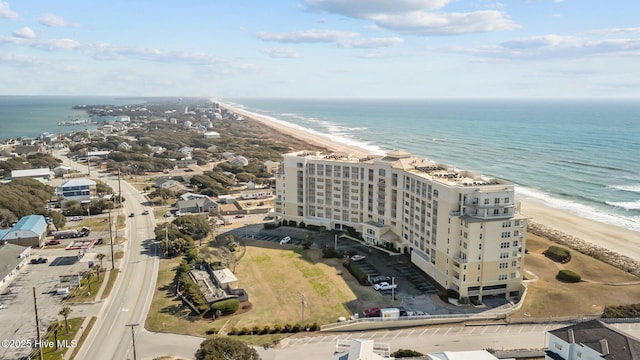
453,254,468,264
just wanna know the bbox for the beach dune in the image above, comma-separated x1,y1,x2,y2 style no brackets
220,102,640,263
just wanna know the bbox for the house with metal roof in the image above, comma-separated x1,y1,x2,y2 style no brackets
11,168,53,180
1,215,48,248
0,242,31,290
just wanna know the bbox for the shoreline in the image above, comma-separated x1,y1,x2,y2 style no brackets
219,101,640,263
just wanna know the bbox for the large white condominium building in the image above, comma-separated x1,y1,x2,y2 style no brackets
275,150,528,301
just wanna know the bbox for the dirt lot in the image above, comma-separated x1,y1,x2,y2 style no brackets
512,232,640,319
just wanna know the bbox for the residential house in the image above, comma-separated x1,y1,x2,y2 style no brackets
240,188,273,200
545,319,640,359
1,215,48,248
13,145,45,156
52,165,73,177
154,177,179,190
229,156,248,167
183,120,193,129
178,147,194,156
263,160,280,174
176,196,217,214
118,141,132,151
0,242,31,290
57,178,97,206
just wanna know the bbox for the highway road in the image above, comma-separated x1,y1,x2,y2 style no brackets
70,167,160,360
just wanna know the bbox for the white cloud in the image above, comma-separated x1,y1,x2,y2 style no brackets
39,13,76,28
372,10,519,35
339,37,404,48
0,53,46,66
13,26,36,39
305,0,450,18
457,34,640,59
0,35,81,50
589,27,640,35
262,47,300,58
255,29,358,43
0,1,18,20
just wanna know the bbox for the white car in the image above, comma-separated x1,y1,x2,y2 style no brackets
351,255,366,261
0,303,5,309
374,282,397,291
280,236,291,245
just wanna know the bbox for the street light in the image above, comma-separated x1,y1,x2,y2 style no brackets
391,277,395,302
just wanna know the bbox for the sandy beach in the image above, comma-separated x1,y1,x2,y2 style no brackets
221,102,640,263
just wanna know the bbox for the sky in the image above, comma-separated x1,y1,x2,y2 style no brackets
0,0,639,98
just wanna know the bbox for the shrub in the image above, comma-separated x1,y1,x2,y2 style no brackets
260,325,271,335
602,304,640,318
210,299,240,315
345,262,369,285
271,324,282,334
228,327,238,335
557,269,581,282
309,322,319,331
263,222,279,230
298,221,306,228
322,247,339,258
392,349,424,358
283,324,293,333
545,246,571,263
205,328,218,335
251,325,260,335
292,323,301,332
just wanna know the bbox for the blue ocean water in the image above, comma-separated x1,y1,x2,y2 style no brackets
223,98,640,232
0,96,143,141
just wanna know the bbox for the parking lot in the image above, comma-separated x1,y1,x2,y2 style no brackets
0,236,114,360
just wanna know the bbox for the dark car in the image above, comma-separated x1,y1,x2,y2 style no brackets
129,213,135,217
46,240,61,246
30,257,48,264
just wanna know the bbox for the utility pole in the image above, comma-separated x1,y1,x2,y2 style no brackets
108,210,115,270
33,287,43,360
117,169,122,208
126,323,139,360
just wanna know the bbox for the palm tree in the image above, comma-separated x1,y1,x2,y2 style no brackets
95,253,106,270
94,263,102,281
48,321,62,350
59,306,73,334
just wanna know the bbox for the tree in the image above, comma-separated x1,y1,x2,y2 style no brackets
94,263,102,281
174,215,210,241
59,306,73,333
392,349,424,358
95,253,106,270
195,337,261,360
301,234,314,250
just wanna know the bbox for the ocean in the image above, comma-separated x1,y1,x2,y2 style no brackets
0,96,143,141
222,98,640,232
1,96,638,232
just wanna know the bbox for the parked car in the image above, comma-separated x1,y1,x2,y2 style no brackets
363,307,381,317
0,303,5,310
71,216,83,221
280,236,291,245
370,275,391,284
142,209,149,215
96,238,104,245
46,240,61,246
374,282,397,291
30,257,48,264
234,214,245,218
129,213,135,217
351,255,366,262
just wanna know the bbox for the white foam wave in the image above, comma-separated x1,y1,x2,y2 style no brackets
220,101,387,155
606,200,640,211
608,184,640,193
515,185,640,232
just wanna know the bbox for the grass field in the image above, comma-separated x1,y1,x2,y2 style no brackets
512,233,640,318
146,240,392,337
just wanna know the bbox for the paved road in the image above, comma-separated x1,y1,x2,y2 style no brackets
73,170,160,360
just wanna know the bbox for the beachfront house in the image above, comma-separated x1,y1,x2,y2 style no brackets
1,215,48,248
176,196,218,215
276,150,528,302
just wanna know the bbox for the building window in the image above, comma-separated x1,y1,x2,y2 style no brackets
500,252,509,259
500,241,510,248
499,262,508,269
498,274,508,281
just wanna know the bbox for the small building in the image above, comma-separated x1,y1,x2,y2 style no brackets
118,141,132,151
154,177,179,189
212,268,238,290
229,156,248,167
0,242,31,290
545,319,640,360
57,178,97,206
263,160,280,174
176,158,197,168
11,168,53,180
1,215,48,248
176,197,218,215
53,165,73,177
217,194,236,204
86,150,111,159
240,188,273,200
